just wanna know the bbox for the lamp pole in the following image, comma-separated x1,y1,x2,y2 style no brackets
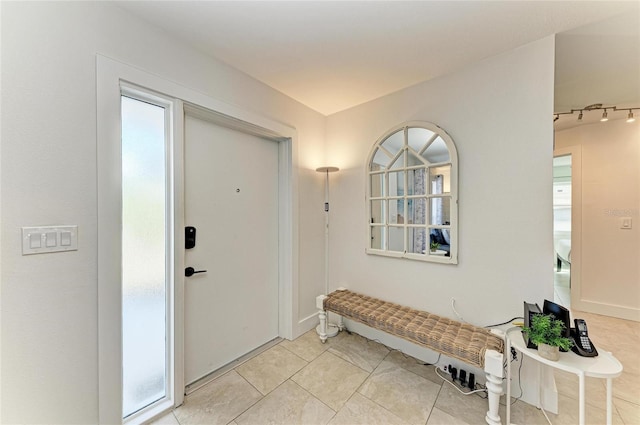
316,166,339,337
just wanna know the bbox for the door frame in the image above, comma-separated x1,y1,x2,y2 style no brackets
97,55,299,424
553,146,582,310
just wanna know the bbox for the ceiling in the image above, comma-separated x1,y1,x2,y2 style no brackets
115,1,639,117
554,11,640,130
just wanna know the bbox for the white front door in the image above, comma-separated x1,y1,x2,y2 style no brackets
183,113,280,386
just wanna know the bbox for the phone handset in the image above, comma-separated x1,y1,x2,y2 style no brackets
571,319,598,357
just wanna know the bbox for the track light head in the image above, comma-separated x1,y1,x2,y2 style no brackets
577,111,583,121
627,110,636,123
554,114,559,122
600,109,609,122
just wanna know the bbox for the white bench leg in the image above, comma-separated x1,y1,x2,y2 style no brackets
337,315,344,331
318,310,328,343
485,372,502,424
316,295,328,343
484,349,504,425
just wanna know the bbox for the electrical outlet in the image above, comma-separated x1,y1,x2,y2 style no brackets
439,364,449,374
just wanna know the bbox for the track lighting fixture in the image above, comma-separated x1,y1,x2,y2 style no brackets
554,103,639,124
627,110,635,123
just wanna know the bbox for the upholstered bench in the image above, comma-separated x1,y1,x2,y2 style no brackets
316,289,505,425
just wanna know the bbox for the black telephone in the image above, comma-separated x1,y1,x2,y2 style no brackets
571,319,598,357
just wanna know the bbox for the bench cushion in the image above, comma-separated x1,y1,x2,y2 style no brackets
323,289,504,369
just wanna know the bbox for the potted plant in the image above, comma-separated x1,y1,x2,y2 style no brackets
430,240,440,252
522,314,573,361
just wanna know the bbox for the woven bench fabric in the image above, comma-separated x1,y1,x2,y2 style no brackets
323,290,504,369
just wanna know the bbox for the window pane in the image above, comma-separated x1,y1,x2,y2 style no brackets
371,200,385,224
422,136,449,163
389,171,404,196
370,226,384,249
381,129,404,156
370,173,385,197
430,197,451,226
408,127,435,152
121,96,167,418
408,168,426,196
430,165,451,194
389,151,405,170
389,199,405,224
372,148,390,171
408,198,426,225
388,226,404,252
429,227,450,256
408,227,427,254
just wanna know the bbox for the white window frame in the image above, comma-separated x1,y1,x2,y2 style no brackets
365,121,458,264
119,85,176,424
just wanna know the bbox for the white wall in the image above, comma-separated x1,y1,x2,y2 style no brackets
326,36,556,328
555,120,640,321
1,2,326,423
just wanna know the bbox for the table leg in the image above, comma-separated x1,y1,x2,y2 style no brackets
506,336,512,425
606,378,613,425
578,372,585,425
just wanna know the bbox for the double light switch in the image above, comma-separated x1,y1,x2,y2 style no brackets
22,225,78,255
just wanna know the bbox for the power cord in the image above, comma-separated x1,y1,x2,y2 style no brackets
484,317,524,328
434,365,487,395
450,298,466,323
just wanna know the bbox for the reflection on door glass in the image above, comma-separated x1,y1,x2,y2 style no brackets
121,96,167,418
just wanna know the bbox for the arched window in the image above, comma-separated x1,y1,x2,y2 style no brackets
366,122,458,263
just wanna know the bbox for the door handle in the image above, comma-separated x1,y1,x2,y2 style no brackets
185,267,207,277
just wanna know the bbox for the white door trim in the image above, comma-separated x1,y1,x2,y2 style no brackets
97,55,298,424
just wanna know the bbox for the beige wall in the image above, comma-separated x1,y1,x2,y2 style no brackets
326,36,556,327
555,120,640,321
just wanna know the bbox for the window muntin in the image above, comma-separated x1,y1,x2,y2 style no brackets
366,122,458,263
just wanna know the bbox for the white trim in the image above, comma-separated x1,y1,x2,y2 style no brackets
120,85,177,422
97,55,299,423
173,99,185,408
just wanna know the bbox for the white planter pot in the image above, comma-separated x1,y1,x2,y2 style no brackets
538,343,560,361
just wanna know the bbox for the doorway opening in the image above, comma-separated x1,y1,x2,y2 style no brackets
553,154,571,308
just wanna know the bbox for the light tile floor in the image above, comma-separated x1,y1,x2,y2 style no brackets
154,312,639,425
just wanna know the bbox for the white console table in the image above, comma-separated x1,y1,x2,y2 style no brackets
505,326,623,425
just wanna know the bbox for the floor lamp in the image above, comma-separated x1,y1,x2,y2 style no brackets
316,166,340,338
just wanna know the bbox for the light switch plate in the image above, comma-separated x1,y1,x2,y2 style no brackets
22,226,78,255
621,217,632,229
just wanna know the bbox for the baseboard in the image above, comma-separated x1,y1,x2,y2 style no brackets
296,311,320,337
574,299,640,322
